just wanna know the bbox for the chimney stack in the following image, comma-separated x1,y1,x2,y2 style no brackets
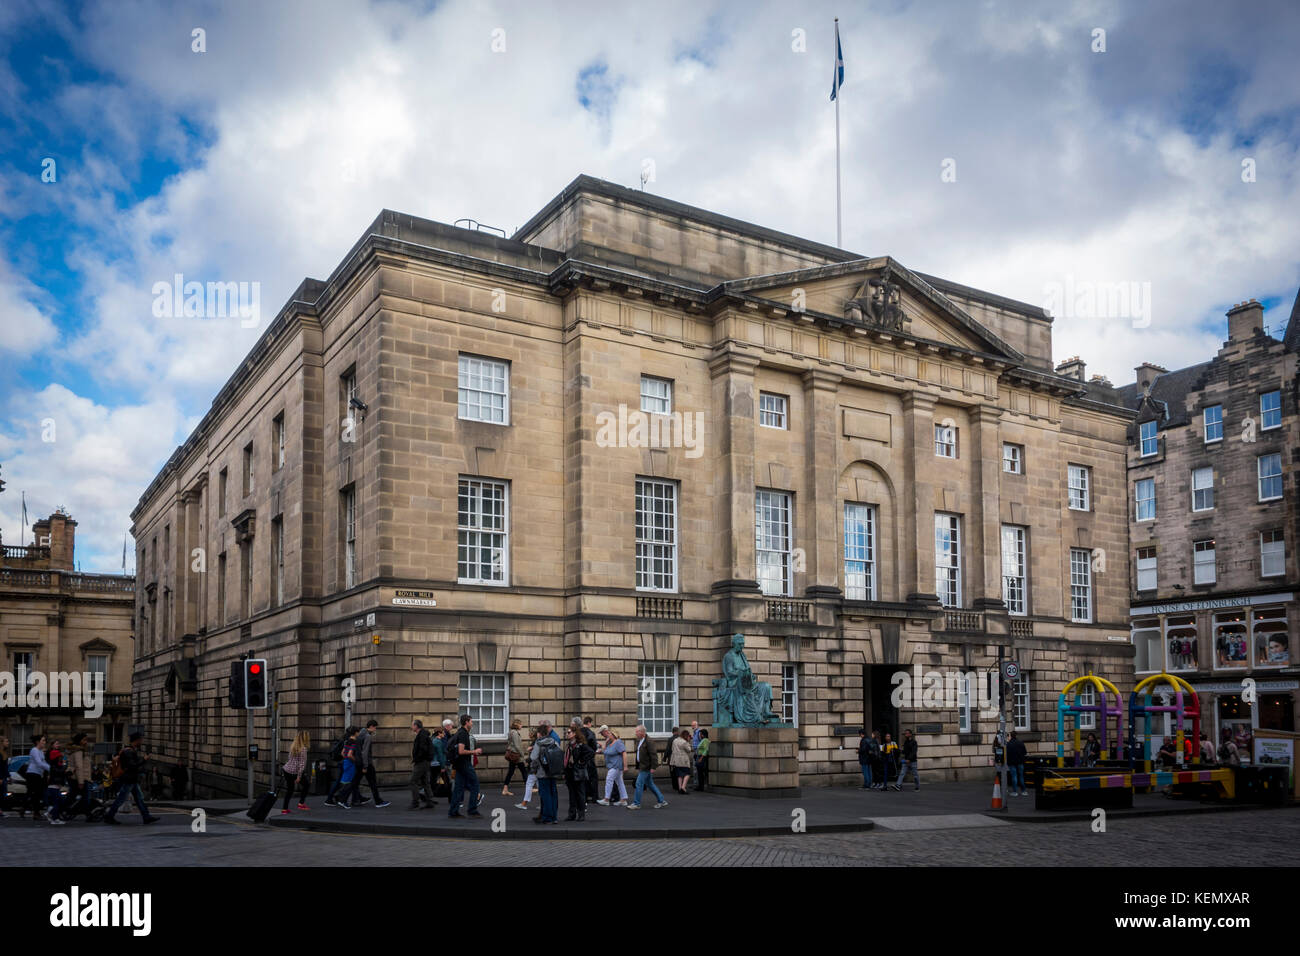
34,510,77,570
1055,356,1086,382
1226,299,1263,342
1133,362,1167,395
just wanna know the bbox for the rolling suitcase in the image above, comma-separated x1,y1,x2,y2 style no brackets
247,789,277,822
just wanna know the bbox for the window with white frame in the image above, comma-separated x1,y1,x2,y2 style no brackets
781,664,799,726
341,487,356,589
1253,606,1289,667
1013,674,1031,731
340,368,358,438
87,653,108,694
242,443,254,496
1261,390,1281,430
1139,420,1158,456
1068,464,1090,511
458,673,508,738
13,651,34,690
458,355,509,424
934,422,957,458
1132,618,1162,672
639,375,672,415
934,513,962,608
1193,539,1216,585
1077,683,1097,731
637,662,678,735
1261,529,1285,578
759,392,787,429
1069,549,1093,623
1192,467,1214,511
958,674,972,733
458,478,509,585
1136,547,1157,592
755,490,793,597
1203,405,1223,443
635,478,677,592
1135,478,1155,521
1001,525,1026,615
1213,610,1248,669
273,413,285,471
1002,443,1023,474
843,503,876,601
1258,454,1282,501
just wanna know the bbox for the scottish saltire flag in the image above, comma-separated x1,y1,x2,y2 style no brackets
830,21,844,100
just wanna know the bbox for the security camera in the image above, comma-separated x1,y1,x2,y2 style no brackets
349,396,368,412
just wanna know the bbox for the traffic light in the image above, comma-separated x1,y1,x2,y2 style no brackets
244,659,268,709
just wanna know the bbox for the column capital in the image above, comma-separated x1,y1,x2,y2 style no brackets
972,403,1003,426
708,349,760,379
901,391,937,414
801,368,842,392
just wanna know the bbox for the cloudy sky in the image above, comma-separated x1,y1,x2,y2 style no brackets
1,0,1298,571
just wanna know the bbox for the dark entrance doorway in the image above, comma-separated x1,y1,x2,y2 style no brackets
864,664,900,742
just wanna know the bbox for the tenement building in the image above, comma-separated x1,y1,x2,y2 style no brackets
0,510,135,757
1118,295,1300,757
131,175,1133,795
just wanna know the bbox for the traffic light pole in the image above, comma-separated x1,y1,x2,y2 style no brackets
246,708,254,801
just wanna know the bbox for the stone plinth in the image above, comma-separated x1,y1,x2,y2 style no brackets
707,726,800,798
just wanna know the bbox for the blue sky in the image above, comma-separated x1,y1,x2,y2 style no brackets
1,0,1299,570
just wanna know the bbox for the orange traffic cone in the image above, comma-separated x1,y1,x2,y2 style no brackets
990,772,1004,810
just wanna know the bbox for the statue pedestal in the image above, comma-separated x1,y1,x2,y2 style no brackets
708,726,800,798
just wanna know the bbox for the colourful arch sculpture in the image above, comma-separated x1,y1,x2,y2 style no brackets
1056,674,1124,768
1128,673,1201,771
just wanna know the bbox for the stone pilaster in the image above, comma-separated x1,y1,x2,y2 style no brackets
802,369,843,595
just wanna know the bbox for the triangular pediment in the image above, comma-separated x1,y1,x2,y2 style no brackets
720,257,1024,363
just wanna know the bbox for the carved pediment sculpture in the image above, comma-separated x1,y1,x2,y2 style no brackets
846,274,907,332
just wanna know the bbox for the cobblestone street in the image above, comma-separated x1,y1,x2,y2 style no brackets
5,805,1298,867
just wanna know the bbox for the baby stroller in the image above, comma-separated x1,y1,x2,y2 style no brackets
59,778,108,822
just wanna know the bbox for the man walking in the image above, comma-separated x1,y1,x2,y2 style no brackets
880,733,899,790
448,714,484,818
1007,730,1028,796
354,720,390,807
897,729,919,791
689,720,702,789
581,717,600,802
409,720,435,809
628,724,667,809
856,728,875,790
105,732,160,825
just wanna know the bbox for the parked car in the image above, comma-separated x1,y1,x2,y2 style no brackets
3,755,69,810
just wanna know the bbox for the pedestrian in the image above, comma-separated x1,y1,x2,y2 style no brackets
670,728,693,794
531,721,561,824
689,720,702,788
1157,736,1177,769
543,718,562,745
334,726,361,808
581,716,600,802
596,726,628,806
1218,732,1241,768
694,729,710,792
1007,731,1028,796
48,739,66,785
408,720,435,809
25,734,61,825
897,729,920,791
430,727,450,799
868,730,885,789
856,728,875,790
281,731,311,814
1199,732,1216,765
628,724,667,809
1083,732,1102,767
104,732,159,825
324,726,354,807
66,732,94,819
564,724,592,821
448,714,484,818
0,735,9,818
515,727,540,811
354,720,390,807
663,726,678,767
880,733,899,790
503,718,528,797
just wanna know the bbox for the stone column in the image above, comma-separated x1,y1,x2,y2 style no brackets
971,404,1006,610
709,348,760,590
901,392,940,604
802,369,842,596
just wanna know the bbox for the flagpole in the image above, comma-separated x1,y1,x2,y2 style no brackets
834,18,842,249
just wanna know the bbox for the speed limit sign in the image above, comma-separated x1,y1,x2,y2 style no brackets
1004,661,1020,679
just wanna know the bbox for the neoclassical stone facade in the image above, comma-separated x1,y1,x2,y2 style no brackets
131,176,1133,795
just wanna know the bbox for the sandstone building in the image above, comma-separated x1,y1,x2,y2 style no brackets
131,175,1133,795
1117,295,1300,756
1,510,135,758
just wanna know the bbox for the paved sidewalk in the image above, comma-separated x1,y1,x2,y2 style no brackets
144,778,1290,840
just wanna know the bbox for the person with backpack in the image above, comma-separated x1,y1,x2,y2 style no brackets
1199,733,1216,766
409,720,435,809
323,729,352,806
65,733,95,819
280,731,312,814
333,727,362,808
530,721,562,824
628,724,667,810
1218,733,1241,768
502,718,528,798
595,726,628,806
448,714,484,819
104,732,159,825
897,729,920,791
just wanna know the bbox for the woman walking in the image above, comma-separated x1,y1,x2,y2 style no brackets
694,729,710,792
596,726,628,806
280,731,311,814
26,734,62,825
564,725,592,821
502,718,527,797
515,727,540,811
670,728,693,794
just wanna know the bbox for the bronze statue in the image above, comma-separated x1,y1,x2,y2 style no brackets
712,633,780,726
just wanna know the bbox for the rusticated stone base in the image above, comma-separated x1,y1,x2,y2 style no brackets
707,726,800,798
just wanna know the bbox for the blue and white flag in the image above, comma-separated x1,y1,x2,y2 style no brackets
830,21,844,101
